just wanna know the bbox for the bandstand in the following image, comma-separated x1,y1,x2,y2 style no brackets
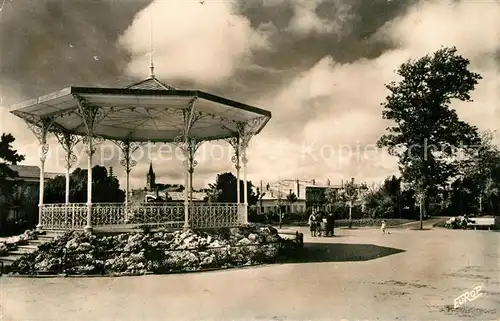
9,76,271,232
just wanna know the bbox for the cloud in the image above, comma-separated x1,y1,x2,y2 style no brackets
245,0,500,185
119,0,271,87
286,0,354,36
2,0,499,192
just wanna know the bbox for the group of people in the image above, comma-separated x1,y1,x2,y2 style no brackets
308,211,334,237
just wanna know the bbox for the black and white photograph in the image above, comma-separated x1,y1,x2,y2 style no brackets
0,0,499,320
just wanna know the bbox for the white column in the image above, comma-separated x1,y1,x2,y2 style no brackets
65,153,70,204
37,144,48,231
236,153,241,206
242,149,248,225
183,143,190,229
85,139,94,232
125,163,130,223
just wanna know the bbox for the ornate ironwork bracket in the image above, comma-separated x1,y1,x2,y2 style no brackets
82,135,104,156
74,94,106,156
172,98,206,170
226,136,241,170
16,112,58,161
112,140,147,173
53,130,82,169
75,95,104,131
223,116,268,165
175,138,204,173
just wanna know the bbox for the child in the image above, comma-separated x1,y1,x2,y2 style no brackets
381,220,386,234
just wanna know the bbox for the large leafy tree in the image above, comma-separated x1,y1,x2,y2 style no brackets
377,47,482,229
207,172,258,205
44,165,125,203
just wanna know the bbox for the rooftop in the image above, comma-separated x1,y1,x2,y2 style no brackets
10,76,272,143
9,165,61,181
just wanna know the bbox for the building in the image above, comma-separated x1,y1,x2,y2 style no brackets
256,178,346,214
2,165,62,232
9,164,61,185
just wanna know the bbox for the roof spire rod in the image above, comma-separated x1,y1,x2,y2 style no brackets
149,14,155,78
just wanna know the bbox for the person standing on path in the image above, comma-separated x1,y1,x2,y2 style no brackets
327,212,334,236
381,220,386,234
308,212,317,237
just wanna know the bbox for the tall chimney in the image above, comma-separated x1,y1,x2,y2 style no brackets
296,179,300,198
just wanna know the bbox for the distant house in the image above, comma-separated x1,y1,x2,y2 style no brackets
1,165,62,233
8,164,61,185
256,179,345,214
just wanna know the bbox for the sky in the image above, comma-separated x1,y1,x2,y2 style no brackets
0,0,499,191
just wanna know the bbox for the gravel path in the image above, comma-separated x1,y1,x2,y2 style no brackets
1,227,498,321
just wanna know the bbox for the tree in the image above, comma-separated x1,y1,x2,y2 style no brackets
207,172,258,205
0,133,25,232
286,191,298,211
459,130,500,214
11,185,39,229
44,165,125,203
339,179,363,228
377,47,482,229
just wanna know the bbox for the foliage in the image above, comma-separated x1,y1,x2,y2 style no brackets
324,187,339,206
0,134,25,196
44,166,125,203
0,133,25,232
206,172,258,205
9,226,284,275
11,185,39,228
286,192,298,204
338,179,364,207
377,47,482,221
447,130,500,215
305,187,327,207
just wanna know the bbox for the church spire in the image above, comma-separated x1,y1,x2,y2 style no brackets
147,161,156,190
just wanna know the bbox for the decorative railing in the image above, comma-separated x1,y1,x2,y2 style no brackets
128,203,185,228
40,202,241,230
190,203,239,228
91,203,127,227
41,203,87,230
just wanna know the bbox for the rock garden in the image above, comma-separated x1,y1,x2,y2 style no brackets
0,230,42,256
7,225,297,276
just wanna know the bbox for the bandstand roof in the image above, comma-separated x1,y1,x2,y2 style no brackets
9,78,272,142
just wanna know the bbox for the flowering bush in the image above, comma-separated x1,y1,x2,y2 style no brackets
9,225,288,276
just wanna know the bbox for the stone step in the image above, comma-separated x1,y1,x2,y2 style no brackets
17,245,39,252
28,239,44,244
6,250,29,257
37,235,56,240
0,255,19,263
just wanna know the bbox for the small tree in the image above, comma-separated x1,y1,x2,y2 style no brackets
286,191,298,212
339,179,361,228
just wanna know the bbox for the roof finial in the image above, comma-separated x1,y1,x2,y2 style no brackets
149,14,155,78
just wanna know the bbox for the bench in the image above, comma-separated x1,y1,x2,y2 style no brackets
467,217,496,230
278,231,304,249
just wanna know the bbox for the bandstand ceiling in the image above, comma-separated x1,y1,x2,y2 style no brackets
9,82,272,143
